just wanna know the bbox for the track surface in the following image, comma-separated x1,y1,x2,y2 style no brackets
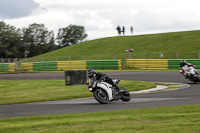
0,72,200,118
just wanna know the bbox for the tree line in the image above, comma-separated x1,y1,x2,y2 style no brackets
0,21,87,58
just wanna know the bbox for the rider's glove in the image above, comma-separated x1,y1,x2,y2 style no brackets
100,77,105,82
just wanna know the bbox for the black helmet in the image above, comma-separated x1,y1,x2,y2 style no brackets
181,59,186,64
88,68,96,78
180,59,187,67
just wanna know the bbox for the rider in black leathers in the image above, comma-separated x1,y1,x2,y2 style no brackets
88,68,125,93
180,60,198,78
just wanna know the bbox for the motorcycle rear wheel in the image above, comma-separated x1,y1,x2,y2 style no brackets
93,88,109,104
119,87,131,102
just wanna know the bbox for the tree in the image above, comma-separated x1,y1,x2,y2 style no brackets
0,21,22,58
0,22,88,58
56,24,87,48
22,23,56,57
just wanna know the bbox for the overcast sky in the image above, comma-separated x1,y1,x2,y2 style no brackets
1,0,200,40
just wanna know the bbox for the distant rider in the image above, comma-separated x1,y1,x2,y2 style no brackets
87,68,126,93
180,60,198,78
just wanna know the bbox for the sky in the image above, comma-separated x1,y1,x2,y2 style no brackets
1,0,200,40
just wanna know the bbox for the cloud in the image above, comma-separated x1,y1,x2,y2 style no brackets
0,0,42,19
2,0,200,40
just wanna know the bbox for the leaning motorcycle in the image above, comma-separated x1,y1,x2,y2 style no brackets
180,65,200,83
87,78,131,104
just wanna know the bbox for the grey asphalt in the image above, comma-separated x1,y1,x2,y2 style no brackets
0,72,200,118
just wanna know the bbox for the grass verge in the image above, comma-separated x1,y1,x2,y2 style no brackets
0,80,156,105
0,104,199,133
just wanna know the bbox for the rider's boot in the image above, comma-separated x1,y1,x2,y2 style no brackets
115,85,126,93
116,79,120,84
113,79,120,84
185,74,189,79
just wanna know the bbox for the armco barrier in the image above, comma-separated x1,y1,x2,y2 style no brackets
127,59,200,70
0,63,15,72
8,63,16,72
86,60,122,70
168,59,181,70
21,60,122,71
0,64,9,72
57,61,86,70
33,62,57,71
127,59,168,70
168,59,200,70
21,62,57,71
21,63,33,71
186,59,200,68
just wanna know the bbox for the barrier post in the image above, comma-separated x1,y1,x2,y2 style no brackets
176,51,179,59
147,52,150,59
15,63,17,71
198,51,200,59
112,54,115,59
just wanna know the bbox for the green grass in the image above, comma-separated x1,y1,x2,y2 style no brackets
0,104,199,133
0,80,156,105
23,30,200,63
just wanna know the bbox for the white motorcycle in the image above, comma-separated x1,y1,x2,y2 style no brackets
180,65,200,83
87,78,131,104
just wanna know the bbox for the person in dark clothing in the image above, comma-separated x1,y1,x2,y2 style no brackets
180,60,196,69
179,60,198,78
116,25,121,36
87,68,125,93
122,26,125,35
130,26,133,35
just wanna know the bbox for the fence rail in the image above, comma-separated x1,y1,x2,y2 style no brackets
1,51,200,63
0,58,25,63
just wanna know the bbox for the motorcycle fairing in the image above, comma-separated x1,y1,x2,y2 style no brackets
97,82,113,100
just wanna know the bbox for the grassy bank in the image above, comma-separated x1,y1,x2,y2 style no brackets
0,80,156,105
0,104,199,133
21,30,200,63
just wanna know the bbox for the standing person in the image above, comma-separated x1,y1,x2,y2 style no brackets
130,26,134,35
122,26,125,35
116,25,121,36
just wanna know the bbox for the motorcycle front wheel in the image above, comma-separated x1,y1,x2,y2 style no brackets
93,88,109,104
119,87,131,102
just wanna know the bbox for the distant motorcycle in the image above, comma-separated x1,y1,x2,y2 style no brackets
180,65,200,83
87,78,131,104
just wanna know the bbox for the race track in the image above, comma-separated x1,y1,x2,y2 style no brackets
0,72,200,118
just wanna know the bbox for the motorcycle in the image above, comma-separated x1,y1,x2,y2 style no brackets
87,78,131,104
180,65,200,83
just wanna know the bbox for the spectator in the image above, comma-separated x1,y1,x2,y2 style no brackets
130,26,134,35
116,25,121,36
122,26,125,35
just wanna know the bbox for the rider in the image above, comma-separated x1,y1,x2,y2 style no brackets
87,68,126,93
180,60,198,78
